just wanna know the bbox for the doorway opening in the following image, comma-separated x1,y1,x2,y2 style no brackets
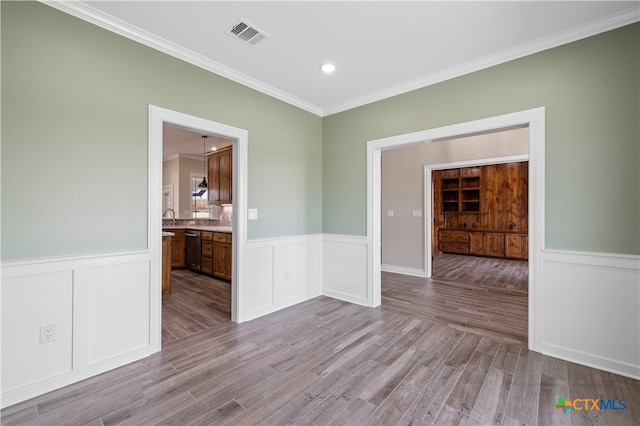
367,107,545,351
149,105,248,349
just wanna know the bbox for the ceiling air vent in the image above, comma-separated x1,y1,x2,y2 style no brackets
227,19,269,47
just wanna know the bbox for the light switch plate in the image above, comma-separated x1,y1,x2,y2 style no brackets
387,210,394,217
248,209,258,220
412,210,422,217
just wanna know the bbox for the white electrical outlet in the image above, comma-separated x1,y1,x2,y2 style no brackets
39,324,56,344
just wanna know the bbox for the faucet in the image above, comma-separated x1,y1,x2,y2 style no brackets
163,208,176,226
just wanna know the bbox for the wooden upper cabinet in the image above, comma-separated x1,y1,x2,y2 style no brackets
207,146,232,204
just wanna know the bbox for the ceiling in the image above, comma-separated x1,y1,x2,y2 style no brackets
49,1,639,118
163,124,233,160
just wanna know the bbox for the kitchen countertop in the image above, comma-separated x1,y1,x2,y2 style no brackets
162,225,232,233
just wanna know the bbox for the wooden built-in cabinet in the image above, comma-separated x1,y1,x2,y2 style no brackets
206,146,232,204
438,230,469,254
505,233,528,260
469,231,505,257
434,162,528,260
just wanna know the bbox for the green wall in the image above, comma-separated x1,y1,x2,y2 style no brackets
1,2,323,261
2,3,638,261
323,23,639,255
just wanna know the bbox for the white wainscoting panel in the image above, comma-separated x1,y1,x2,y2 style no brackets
540,250,640,379
87,261,151,364
322,235,369,306
1,271,74,393
241,235,322,322
0,251,156,408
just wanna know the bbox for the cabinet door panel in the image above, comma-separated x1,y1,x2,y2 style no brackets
468,232,483,255
219,151,231,203
208,155,220,202
483,233,505,257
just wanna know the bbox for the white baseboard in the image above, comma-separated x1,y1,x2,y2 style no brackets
381,264,426,277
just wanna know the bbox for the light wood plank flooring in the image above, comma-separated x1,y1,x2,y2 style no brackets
2,270,638,425
433,253,529,294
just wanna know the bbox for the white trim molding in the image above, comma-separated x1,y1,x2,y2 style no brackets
148,105,248,324
539,250,640,379
381,264,426,278
367,107,546,352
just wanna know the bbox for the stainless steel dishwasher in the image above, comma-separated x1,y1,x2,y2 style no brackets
185,230,202,272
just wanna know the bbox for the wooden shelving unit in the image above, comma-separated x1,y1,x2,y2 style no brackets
440,167,480,213
433,162,528,259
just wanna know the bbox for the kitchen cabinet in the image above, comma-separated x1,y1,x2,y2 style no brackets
201,231,213,275
213,232,232,280
505,233,528,259
169,229,186,268
162,234,172,295
207,146,232,204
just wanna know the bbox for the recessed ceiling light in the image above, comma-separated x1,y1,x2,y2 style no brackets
320,63,336,74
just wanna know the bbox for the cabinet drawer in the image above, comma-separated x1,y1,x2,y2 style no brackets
201,256,213,274
439,242,469,254
202,241,213,256
439,230,468,243
202,231,213,241
213,232,232,243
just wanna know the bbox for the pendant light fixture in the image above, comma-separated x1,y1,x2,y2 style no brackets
198,135,208,189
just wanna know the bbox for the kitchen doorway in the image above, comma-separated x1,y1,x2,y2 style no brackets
367,107,545,351
149,106,249,343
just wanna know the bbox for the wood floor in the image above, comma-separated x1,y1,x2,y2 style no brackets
2,267,639,425
433,253,529,294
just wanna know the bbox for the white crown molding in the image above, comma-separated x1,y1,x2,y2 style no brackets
40,0,324,117
41,1,638,118
323,7,640,116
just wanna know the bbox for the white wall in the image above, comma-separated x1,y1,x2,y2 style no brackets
381,127,529,272
163,156,206,218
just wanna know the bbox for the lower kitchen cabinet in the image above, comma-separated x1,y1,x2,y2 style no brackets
170,229,186,268
199,231,232,280
213,232,232,281
201,231,213,275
